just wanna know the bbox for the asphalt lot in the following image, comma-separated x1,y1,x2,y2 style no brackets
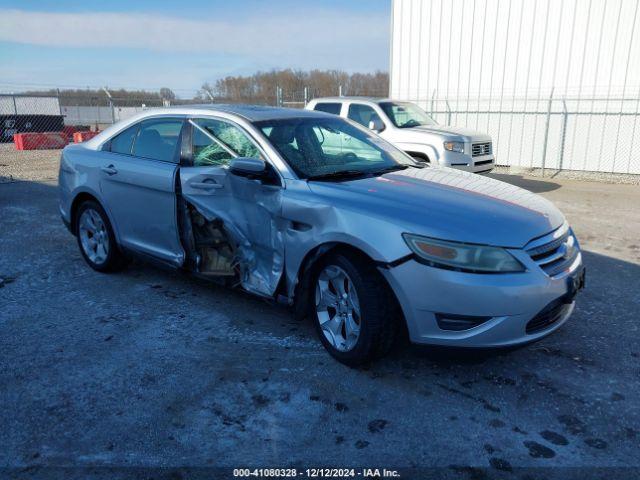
1,146,639,477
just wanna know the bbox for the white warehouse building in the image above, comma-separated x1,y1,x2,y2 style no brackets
389,0,640,174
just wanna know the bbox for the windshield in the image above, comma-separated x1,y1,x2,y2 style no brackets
379,102,437,128
255,117,417,179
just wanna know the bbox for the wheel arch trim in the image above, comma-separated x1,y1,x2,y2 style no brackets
398,143,440,163
290,241,405,325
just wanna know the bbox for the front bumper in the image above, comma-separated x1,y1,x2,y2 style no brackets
379,251,583,348
440,150,495,173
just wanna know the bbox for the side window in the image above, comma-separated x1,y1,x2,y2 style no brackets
313,103,342,115
192,118,262,167
109,124,139,155
347,104,381,128
132,119,183,162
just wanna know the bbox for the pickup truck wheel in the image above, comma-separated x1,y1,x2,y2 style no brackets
313,252,399,366
76,200,128,273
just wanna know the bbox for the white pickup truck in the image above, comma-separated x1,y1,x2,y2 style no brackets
306,97,495,173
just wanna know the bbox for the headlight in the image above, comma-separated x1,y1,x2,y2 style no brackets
403,234,525,273
443,141,465,153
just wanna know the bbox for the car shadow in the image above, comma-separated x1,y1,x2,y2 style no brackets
487,172,562,193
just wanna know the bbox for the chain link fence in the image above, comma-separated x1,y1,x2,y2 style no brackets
2,88,639,175
0,86,355,139
420,91,640,174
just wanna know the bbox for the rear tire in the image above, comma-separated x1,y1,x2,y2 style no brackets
311,252,399,366
75,200,128,273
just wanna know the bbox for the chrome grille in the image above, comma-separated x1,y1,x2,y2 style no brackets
526,228,579,277
472,142,492,156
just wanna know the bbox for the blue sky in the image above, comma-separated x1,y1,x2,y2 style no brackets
0,0,390,97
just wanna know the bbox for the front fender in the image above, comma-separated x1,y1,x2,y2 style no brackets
284,232,401,301
281,179,413,299
282,214,412,299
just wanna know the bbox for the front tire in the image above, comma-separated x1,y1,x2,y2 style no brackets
312,252,399,366
75,200,127,272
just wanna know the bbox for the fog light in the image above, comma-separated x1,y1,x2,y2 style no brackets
435,313,493,331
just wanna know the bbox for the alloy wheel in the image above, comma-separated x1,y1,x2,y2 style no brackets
78,208,109,265
315,265,361,352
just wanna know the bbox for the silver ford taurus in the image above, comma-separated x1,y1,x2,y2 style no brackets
58,105,584,365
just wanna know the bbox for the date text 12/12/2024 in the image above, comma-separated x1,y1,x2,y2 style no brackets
233,468,401,478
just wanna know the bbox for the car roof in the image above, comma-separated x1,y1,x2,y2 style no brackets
310,97,394,103
78,104,336,151
166,104,330,122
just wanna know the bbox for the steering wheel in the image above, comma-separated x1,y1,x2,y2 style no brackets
401,119,421,128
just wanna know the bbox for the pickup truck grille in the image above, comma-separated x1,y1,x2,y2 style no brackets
526,228,579,277
472,142,492,157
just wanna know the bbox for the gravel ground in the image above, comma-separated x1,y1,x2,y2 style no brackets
492,165,640,186
0,144,61,184
1,148,639,478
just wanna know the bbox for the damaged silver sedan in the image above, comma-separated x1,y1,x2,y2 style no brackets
59,105,584,365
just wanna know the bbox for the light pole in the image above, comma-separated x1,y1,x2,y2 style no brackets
102,87,115,124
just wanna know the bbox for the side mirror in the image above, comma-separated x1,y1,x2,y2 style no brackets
368,117,385,133
229,157,266,177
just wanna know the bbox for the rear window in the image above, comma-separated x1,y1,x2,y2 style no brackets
313,103,342,115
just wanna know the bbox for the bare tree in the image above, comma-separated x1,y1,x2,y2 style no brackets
203,69,389,104
159,88,176,101
24,70,389,107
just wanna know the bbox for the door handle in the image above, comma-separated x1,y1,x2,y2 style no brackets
101,165,118,175
190,181,223,190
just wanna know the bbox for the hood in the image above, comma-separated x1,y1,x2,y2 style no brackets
307,167,564,248
411,124,491,141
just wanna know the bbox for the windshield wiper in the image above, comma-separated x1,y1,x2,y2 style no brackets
370,164,423,176
306,170,371,182
371,165,408,175
307,164,423,182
